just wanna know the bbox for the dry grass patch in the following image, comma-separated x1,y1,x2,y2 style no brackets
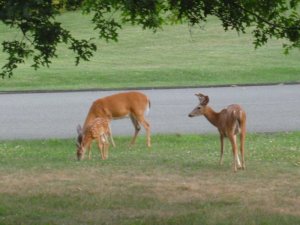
1,168,299,219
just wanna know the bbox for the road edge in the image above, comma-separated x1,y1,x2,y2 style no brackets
0,81,299,95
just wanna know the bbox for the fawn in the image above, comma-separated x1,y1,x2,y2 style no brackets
76,117,111,160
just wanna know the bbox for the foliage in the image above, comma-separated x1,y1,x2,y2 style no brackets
0,0,96,78
0,0,300,78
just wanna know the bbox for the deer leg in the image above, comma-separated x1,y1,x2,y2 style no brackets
232,134,242,169
103,134,109,159
130,115,141,146
219,134,224,165
240,123,246,170
108,123,116,147
105,142,109,159
234,135,242,169
101,144,105,160
97,138,105,160
229,134,239,172
136,115,151,147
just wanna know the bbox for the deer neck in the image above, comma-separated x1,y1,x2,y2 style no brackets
203,106,220,128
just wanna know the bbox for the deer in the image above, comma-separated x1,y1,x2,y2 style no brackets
77,91,151,152
188,93,246,172
76,117,111,160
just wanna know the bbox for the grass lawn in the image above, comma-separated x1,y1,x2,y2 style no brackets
0,11,300,91
0,132,299,225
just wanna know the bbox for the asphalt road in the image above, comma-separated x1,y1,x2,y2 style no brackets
0,84,300,140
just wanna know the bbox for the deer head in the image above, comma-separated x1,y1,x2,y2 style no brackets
188,93,209,117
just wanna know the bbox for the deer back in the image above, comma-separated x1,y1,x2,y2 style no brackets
218,104,245,136
84,91,150,129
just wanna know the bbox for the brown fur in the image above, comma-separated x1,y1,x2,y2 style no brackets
189,93,246,172
76,117,111,160
79,91,151,148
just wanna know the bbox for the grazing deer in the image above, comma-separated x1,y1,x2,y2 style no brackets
76,117,111,160
188,93,246,172
77,91,151,150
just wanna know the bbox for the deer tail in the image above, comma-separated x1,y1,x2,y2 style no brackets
234,109,246,133
145,98,151,116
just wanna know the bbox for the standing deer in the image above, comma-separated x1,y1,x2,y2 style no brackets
76,117,111,160
188,93,246,172
77,91,151,150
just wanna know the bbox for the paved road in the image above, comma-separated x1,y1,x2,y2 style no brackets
0,84,300,140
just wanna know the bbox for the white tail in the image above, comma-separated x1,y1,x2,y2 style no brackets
77,91,151,151
76,117,111,160
188,93,246,172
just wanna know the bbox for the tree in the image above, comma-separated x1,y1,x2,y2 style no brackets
1,0,299,78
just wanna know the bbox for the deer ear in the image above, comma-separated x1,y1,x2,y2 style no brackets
77,124,82,135
195,93,206,98
199,95,209,106
195,93,209,106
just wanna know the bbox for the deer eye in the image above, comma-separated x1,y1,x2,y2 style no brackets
197,106,201,109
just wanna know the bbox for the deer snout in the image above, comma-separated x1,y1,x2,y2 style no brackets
188,113,194,117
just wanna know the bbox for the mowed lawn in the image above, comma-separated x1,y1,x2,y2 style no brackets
0,132,299,225
0,11,300,91
0,9,299,225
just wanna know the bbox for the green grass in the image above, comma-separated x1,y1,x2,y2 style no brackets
0,11,300,91
0,132,299,225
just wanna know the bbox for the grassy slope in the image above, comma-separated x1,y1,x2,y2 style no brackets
0,132,299,225
0,11,299,91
